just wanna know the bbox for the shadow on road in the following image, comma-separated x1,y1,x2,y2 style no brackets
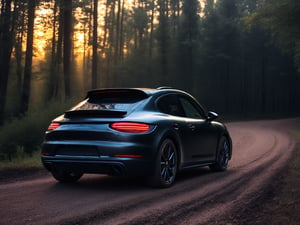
47,166,218,192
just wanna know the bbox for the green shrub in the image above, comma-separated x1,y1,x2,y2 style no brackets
0,101,73,161
0,150,42,170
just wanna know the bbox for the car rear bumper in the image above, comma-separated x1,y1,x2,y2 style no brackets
41,140,156,176
42,156,155,176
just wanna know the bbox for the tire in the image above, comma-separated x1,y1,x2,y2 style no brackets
51,168,83,183
148,139,178,188
209,136,230,172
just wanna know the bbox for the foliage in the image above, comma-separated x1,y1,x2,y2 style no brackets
0,151,42,171
244,0,300,71
0,101,72,161
1,0,300,127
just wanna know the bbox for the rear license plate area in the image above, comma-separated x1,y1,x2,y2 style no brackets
56,146,99,156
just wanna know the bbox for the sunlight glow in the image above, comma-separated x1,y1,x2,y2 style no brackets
31,0,206,65
34,3,54,59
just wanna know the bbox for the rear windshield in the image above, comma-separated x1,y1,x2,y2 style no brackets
71,90,148,112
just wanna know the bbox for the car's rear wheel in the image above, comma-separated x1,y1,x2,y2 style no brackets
148,139,178,188
209,136,230,172
51,168,83,183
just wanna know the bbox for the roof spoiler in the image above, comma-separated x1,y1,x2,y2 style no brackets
85,88,149,99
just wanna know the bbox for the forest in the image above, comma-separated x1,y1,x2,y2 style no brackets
0,0,300,159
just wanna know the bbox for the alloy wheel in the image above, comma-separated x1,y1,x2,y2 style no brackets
160,141,177,184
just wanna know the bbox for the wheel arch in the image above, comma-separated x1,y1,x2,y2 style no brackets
156,129,183,171
217,131,232,160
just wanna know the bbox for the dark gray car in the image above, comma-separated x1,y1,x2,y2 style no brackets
41,87,232,188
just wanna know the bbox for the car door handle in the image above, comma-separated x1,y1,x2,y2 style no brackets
173,123,180,130
188,124,196,131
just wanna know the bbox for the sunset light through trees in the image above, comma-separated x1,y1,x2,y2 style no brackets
0,0,299,126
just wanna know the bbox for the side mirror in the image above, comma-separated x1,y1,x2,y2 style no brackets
207,111,218,122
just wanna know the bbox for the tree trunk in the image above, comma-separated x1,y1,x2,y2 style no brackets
20,0,36,115
114,0,121,65
149,2,154,58
12,1,25,99
92,0,98,89
52,0,64,99
261,52,267,114
63,0,72,99
102,0,109,51
107,0,116,86
47,0,58,100
158,0,169,82
119,0,125,62
0,0,13,124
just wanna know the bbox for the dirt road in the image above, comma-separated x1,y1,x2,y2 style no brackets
0,118,298,225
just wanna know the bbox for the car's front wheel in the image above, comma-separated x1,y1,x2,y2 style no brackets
148,139,178,188
209,136,230,172
51,168,83,183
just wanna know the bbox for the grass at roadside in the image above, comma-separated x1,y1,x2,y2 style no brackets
0,151,42,171
0,100,75,162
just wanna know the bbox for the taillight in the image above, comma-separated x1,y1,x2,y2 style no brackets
110,122,150,133
41,152,50,156
48,122,60,131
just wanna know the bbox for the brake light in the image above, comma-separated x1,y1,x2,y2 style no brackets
41,152,50,156
48,122,60,131
110,122,150,133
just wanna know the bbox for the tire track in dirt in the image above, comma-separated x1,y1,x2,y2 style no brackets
58,120,295,225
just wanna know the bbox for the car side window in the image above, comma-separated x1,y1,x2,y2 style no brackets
179,96,205,119
157,94,185,117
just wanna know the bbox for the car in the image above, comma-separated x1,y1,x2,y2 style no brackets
41,87,232,188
